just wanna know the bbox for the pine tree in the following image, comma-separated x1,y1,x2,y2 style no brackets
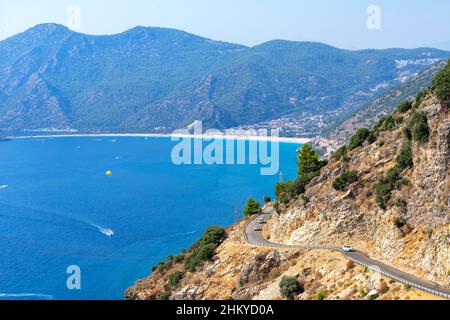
243,198,261,216
297,144,321,176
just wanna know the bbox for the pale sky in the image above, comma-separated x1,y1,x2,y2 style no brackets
1,0,450,49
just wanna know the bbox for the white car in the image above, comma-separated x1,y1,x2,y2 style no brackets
258,218,265,224
253,225,262,232
342,245,354,252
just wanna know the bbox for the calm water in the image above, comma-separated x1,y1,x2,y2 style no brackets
0,136,299,300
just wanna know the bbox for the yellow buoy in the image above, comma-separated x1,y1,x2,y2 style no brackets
106,170,112,176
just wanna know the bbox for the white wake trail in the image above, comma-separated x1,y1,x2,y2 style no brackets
93,225,115,237
0,293,53,300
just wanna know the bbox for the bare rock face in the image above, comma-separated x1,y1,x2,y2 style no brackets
240,251,281,285
172,286,205,300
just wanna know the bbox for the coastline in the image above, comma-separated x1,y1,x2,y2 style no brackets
8,133,311,145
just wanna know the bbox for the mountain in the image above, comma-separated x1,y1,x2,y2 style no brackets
1,23,450,133
313,61,447,156
126,68,450,300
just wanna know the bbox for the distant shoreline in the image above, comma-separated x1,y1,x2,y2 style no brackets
9,133,311,145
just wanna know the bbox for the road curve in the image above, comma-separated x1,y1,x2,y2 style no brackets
244,207,450,299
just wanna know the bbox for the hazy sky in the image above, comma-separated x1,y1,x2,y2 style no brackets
1,0,450,49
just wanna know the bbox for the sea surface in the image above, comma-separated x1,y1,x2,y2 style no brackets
0,136,300,300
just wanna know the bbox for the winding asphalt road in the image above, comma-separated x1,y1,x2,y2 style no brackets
244,207,450,299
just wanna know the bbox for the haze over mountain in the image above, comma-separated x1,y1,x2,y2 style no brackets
1,23,449,134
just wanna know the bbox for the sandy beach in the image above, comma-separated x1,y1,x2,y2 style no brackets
10,133,311,145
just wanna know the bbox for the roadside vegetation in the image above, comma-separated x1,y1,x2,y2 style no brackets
243,198,262,216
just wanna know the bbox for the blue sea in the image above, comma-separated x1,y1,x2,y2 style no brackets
0,136,300,300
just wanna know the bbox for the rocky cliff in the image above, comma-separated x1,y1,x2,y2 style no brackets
126,73,449,300
268,94,449,287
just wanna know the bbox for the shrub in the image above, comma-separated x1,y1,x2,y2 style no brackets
273,201,281,214
394,217,407,229
287,174,313,196
359,288,366,297
196,243,216,260
331,146,347,161
396,100,413,113
153,261,166,274
156,292,171,300
279,276,302,299
374,181,392,210
164,260,173,269
275,173,320,204
415,87,429,106
374,117,388,132
198,226,226,247
348,128,370,150
278,191,290,205
432,60,450,105
382,116,397,131
184,254,199,272
393,197,407,208
275,181,292,199
243,198,261,216
184,243,217,272
184,226,226,272
168,271,185,288
173,254,185,264
332,170,358,191
374,167,401,210
301,194,310,206
411,113,430,144
367,130,378,144
316,290,326,300
263,196,271,203
396,142,413,170
394,177,409,189
402,127,412,140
